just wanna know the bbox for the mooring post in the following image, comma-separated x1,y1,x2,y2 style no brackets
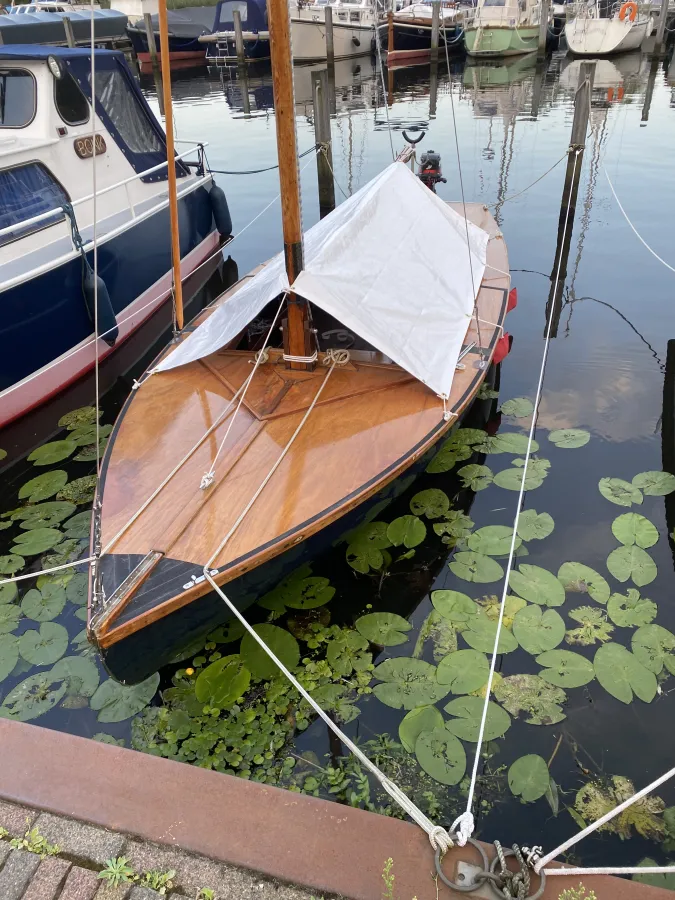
63,15,76,48
642,56,659,124
531,58,546,118
312,70,336,218
325,5,335,69
546,61,595,338
239,63,251,116
429,57,439,117
144,12,159,67
655,0,669,53
233,10,246,66
388,6,394,54
537,0,550,57
431,0,440,62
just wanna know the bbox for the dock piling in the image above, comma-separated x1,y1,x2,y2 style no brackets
63,15,75,48
144,13,159,67
655,0,669,53
537,0,550,57
312,70,336,218
325,6,335,70
233,10,246,66
431,1,440,63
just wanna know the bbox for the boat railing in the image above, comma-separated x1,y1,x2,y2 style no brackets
0,141,207,246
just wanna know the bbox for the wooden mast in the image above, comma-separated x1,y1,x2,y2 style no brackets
157,0,185,330
267,0,314,370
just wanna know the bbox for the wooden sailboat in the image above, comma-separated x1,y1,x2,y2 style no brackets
87,0,515,684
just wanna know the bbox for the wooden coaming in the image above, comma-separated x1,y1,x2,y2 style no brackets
93,203,509,648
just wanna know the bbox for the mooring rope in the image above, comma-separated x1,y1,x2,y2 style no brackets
487,151,569,211
0,556,96,587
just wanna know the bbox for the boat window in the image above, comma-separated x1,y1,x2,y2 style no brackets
0,162,68,248
349,10,360,20
93,67,164,155
0,69,36,128
217,0,248,25
55,71,90,126
483,0,506,6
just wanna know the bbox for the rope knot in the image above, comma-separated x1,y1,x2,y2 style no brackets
322,348,350,367
450,812,474,847
200,471,215,491
428,826,453,855
253,348,270,365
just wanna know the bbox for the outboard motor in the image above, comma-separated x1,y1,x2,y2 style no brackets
417,149,446,193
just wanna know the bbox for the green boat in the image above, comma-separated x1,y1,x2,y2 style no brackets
464,0,546,57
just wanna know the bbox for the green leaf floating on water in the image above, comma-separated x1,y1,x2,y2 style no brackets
0,673,67,721
633,859,675,890
346,540,384,574
436,649,489,693
598,477,643,508
462,616,518,654
558,562,610,605
90,672,159,723
65,573,88,606
457,464,493,492
57,476,97,505
479,433,539,455
0,554,24,575
0,635,19,683
606,546,657,587
493,674,567,725
372,658,449,709
444,696,511,741
594,643,657,704
426,445,469,474
240,624,300,680
548,429,590,449
509,565,565,607
431,590,479,625
347,522,392,550
516,510,554,541
500,398,534,418
536,649,595,688
58,406,100,430
355,612,411,646
632,624,675,675
607,589,657,628
0,605,21,635
448,427,488,448
413,611,457,662
386,516,426,549
92,733,125,747
18,471,69,504
414,728,466,785
16,503,76,531
566,607,614,646
433,511,474,542
326,630,370,677
468,526,521,557
195,655,251,707
19,622,69,666
68,424,113,447
409,489,450,520
508,754,549,802
50,655,100,698
493,458,549,491
512,606,565,655
611,513,659,549
42,539,84,569
21,584,66,622
10,527,64,557
27,440,78,466
207,621,246,645
477,595,526,630
62,511,92,540
0,583,18,605
398,705,444,752
282,577,335,610
632,470,675,496
449,552,504,584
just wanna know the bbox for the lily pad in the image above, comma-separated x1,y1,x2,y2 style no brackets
493,674,567,725
494,460,547,491
0,635,19,683
207,620,246,644
457,464,494,492
346,540,384,574
558,562,610,604
10,528,64,556
58,406,99,430
566,607,614,646
240,624,300,680
0,605,21,635
65,573,88,606
68,424,112,447
633,859,675,890
0,673,67,721
431,590,479,625
372,658,449,709
449,552,504,584
433,512,474,542
477,595,526,630
346,522,392,550
19,622,68,665
409,489,450,520
607,546,657,587
632,471,675,496
399,705,444,752
607,589,657,628
481,433,539,455
448,428,488,448
509,565,565,607
548,429,590,449
0,583,17,605
195,655,251,707
56,476,97,505
415,728,466,785
90,673,159,722
28,440,78,466
537,649,595,688
18,471,69,503
0,554,24,575
73,441,108,463
594,643,657,704
512,606,565,655
508,754,549,802
468,526,521,557
62,511,92,540
386,516,426,549
283,577,335,610
444,696,511,741
436,649,489,693
611,513,659,549
41,539,85,569
326,630,370,677
426,446,468,474
355,612,411,646
501,398,534,418
50,655,100,698
632,624,675,675
516,510,554,542
599,477,643,507
21,584,66,621
462,616,518,654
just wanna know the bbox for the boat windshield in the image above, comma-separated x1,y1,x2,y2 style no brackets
0,69,36,128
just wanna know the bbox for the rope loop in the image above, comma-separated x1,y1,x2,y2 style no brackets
322,348,351,366
450,811,474,847
253,348,270,365
428,825,454,854
283,350,319,364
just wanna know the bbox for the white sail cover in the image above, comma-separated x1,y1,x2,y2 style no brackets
156,162,489,398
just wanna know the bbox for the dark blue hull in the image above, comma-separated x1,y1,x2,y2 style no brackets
206,36,271,61
127,26,206,59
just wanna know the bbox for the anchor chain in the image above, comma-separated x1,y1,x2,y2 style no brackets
434,839,546,900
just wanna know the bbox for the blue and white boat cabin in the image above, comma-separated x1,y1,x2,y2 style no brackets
0,46,230,427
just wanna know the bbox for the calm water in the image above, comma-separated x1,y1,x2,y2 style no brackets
3,45,675,874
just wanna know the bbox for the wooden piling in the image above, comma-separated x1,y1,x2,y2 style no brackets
430,1,440,63
388,8,394,54
325,5,335,69
537,0,549,57
144,13,159,67
233,10,246,66
312,70,336,218
63,16,76,48
655,0,669,53
642,56,659,124
429,58,438,118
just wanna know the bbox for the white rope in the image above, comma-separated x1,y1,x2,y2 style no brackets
605,168,675,275
0,556,95,587
486,151,569,211
535,763,675,876
282,350,318,364
456,150,583,849
202,352,453,854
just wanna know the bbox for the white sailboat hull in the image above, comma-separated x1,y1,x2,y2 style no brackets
291,13,374,60
565,14,651,55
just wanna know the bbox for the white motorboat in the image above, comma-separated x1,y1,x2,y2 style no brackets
290,0,377,61
565,0,652,55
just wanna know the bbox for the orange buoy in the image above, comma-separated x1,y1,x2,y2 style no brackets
619,1,638,21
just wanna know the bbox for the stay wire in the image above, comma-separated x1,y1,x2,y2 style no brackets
90,0,100,477
208,143,319,175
